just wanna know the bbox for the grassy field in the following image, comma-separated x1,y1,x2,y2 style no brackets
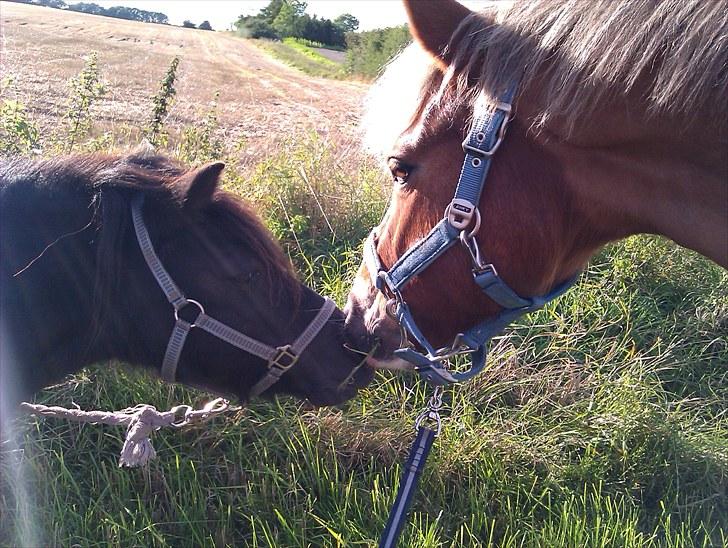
2,4,727,547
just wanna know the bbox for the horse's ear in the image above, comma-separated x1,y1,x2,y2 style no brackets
181,162,225,208
403,0,472,66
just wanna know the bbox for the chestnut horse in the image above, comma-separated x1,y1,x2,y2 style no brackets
1,151,372,423
345,0,727,373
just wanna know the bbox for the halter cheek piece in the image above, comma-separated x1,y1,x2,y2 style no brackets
131,195,336,398
365,84,578,386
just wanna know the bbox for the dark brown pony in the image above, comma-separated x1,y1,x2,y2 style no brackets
345,0,727,369
0,151,371,421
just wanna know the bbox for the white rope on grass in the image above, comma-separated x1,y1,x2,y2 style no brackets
19,398,237,468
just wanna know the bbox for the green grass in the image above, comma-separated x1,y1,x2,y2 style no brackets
252,38,346,80
2,62,727,547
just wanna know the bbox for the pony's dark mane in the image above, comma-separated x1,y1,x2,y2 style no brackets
446,0,728,133
2,152,299,339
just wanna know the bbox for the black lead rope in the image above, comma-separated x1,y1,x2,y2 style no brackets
379,387,443,548
379,426,437,548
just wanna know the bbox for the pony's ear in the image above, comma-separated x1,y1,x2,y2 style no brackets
403,0,472,66
180,162,225,208
132,139,156,157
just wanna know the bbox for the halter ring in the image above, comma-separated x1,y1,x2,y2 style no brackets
174,299,205,328
446,200,481,232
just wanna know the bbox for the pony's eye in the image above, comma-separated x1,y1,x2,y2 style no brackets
387,157,411,185
231,270,259,286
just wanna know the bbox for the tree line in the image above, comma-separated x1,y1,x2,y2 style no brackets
236,0,358,48
9,0,169,25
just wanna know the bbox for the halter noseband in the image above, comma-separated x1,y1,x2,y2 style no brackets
131,194,336,398
365,84,577,386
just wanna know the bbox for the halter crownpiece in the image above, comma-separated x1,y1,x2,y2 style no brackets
365,83,578,385
131,194,336,398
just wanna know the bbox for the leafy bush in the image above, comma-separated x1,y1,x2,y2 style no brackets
0,99,40,154
236,17,278,39
177,91,224,163
345,25,412,79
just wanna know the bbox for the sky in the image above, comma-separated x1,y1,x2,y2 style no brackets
92,1,498,33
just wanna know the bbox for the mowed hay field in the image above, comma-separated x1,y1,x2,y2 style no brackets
0,2,367,161
1,3,727,547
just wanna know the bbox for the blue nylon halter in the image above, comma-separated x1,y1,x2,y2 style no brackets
365,84,578,385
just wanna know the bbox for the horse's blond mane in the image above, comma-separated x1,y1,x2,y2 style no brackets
453,0,728,131
364,0,728,150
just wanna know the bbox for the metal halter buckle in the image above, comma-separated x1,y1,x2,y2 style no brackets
270,345,299,371
462,101,513,158
474,262,499,277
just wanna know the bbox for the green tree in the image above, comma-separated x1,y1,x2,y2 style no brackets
334,13,358,32
272,0,306,38
68,2,103,15
259,0,284,24
37,0,67,7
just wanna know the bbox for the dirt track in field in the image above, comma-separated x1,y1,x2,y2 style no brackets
0,2,368,159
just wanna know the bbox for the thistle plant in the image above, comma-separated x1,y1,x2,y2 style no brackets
145,57,180,148
65,52,105,152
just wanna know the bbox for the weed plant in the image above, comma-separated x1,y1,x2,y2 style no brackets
145,56,180,148
0,98,40,155
64,52,105,153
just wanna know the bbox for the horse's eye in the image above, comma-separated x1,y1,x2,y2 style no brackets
387,157,411,185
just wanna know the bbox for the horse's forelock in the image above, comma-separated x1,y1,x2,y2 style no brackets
361,43,439,159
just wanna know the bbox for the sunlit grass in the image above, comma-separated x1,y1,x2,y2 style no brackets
251,38,346,80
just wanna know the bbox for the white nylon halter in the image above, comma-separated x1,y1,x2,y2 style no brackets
130,194,336,398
